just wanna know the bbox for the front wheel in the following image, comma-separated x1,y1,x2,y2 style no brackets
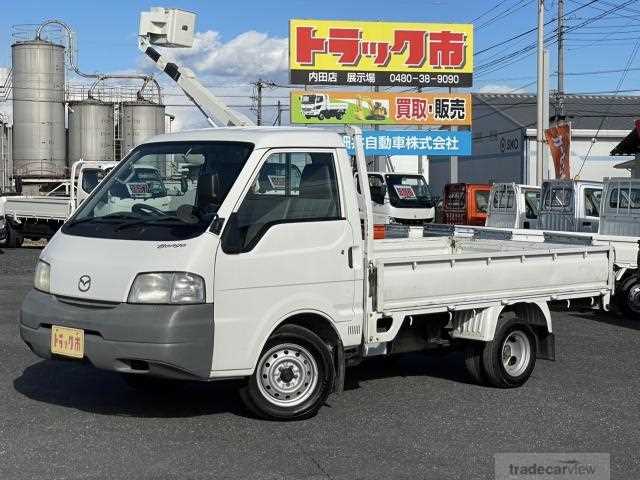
240,325,334,420
481,318,537,388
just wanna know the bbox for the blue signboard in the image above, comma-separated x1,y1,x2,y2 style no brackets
343,129,471,156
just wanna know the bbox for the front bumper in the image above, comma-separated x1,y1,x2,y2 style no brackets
20,289,214,380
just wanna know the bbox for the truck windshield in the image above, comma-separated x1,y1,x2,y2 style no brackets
62,141,254,241
385,174,434,208
301,95,319,104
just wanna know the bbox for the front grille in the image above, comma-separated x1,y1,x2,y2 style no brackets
54,295,120,309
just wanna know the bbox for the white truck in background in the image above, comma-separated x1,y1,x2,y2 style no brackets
300,93,348,121
356,172,436,226
19,126,615,420
485,183,541,230
0,161,116,247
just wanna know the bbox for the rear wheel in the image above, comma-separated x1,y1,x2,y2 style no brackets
620,276,640,319
240,325,334,420
481,317,537,388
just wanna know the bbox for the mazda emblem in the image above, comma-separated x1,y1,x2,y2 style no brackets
78,275,91,292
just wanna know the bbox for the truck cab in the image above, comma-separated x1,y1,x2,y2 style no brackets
442,183,491,226
538,179,602,233
486,183,541,230
356,172,435,225
599,177,640,236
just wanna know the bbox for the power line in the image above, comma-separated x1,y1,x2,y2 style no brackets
475,0,638,78
575,37,640,178
476,0,535,31
469,0,515,23
474,0,600,57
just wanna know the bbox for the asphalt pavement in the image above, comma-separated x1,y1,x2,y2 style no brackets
0,247,639,480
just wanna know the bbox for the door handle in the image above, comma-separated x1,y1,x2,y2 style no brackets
347,246,354,268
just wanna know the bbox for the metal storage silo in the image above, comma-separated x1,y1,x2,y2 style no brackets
120,101,165,158
11,39,66,178
68,100,114,163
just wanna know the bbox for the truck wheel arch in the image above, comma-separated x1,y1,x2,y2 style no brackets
451,301,553,359
259,311,345,393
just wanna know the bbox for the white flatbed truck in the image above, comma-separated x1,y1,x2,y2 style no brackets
19,126,614,420
1,161,116,247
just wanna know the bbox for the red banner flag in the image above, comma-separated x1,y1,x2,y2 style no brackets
545,123,571,179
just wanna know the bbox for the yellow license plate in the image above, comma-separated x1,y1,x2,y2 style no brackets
51,325,84,359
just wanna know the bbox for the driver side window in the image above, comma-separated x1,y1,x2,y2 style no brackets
223,151,341,253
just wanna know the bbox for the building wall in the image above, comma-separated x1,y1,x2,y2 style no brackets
525,130,630,182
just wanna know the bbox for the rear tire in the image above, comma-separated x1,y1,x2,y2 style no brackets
481,317,537,388
619,276,640,319
240,325,334,420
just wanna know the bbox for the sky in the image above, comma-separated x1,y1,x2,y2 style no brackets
1,0,640,129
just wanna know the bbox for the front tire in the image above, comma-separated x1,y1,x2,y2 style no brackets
481,317,537,388
240,325,334,420
619,276,640,318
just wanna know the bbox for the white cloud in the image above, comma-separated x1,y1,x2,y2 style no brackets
478,84,528,94
150,29,289,130
166,30,288,81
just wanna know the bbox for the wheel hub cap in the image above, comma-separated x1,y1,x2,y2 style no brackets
256,343,318,407
501,330,532,377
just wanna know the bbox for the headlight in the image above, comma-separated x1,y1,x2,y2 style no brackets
0,218,5,229
34,260,51,293
128,272,205,304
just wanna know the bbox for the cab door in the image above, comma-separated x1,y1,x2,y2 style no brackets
212,148,357,373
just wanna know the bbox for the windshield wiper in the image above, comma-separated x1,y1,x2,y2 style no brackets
114,215,194,231
66,213,141,227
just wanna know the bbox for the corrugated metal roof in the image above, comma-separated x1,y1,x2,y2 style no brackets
474,93,640,131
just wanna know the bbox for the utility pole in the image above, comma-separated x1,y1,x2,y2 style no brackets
536,0,545,186
417,87,424,177
556,0,565,121
276,100,282,126
255,79,263,126
449,87,458,183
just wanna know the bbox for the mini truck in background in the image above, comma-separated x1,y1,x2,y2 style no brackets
1,160,116,247
19,127,615,420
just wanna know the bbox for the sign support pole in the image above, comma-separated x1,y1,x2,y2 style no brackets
536,0,545,185
449,87,458,183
